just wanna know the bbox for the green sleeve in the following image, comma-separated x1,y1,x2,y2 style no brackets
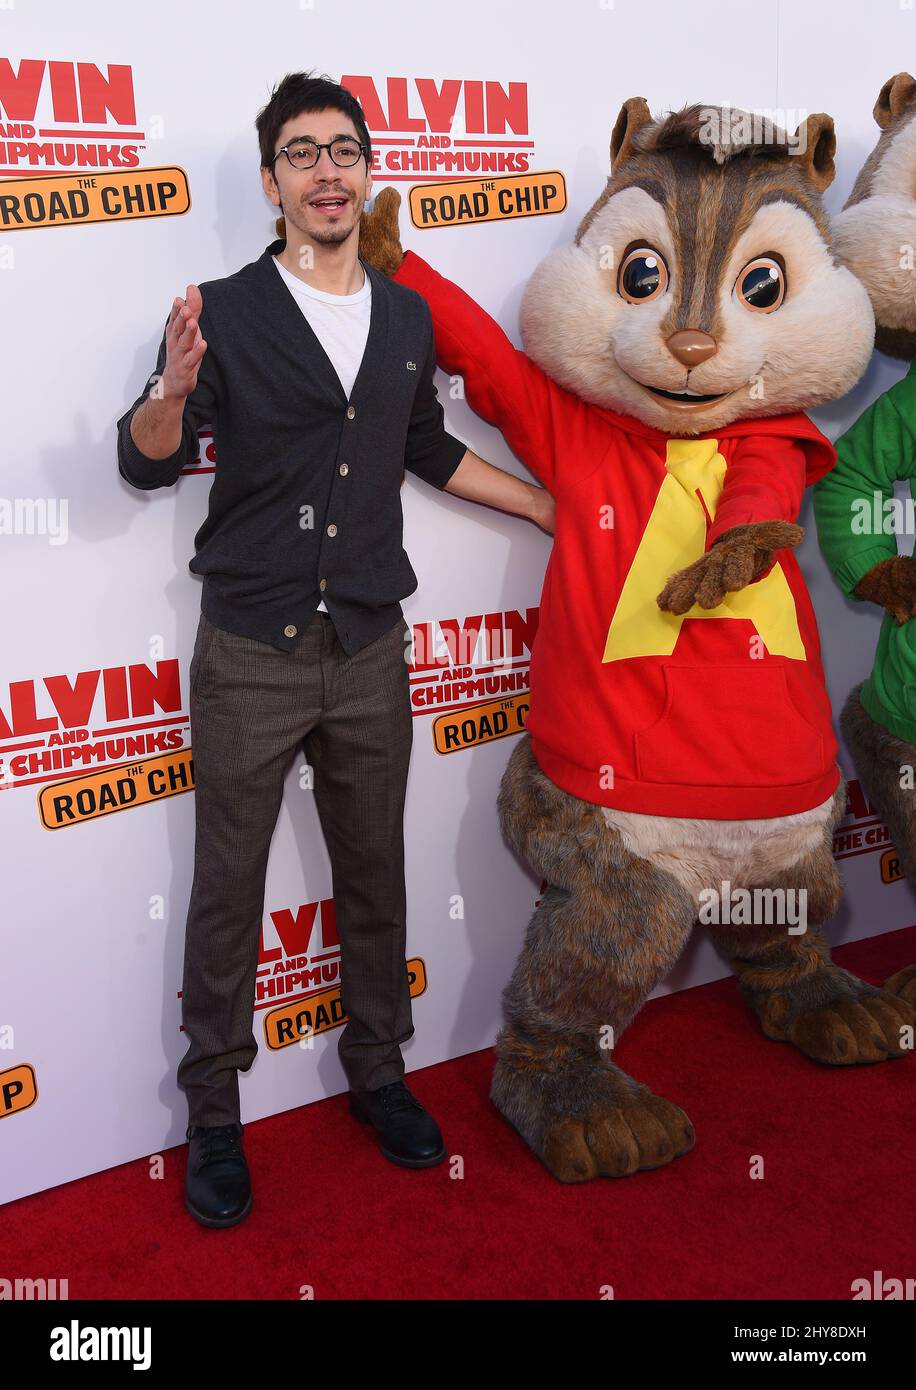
813,384,916,598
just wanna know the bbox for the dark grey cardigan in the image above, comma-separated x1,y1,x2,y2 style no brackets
116,237,467,655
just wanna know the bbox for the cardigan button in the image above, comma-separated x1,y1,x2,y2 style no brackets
284,624,297,638
339,462,348,475
346,404,356,419
327,523,337,537
319,578,327,591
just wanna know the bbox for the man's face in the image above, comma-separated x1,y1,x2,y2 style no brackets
262,106,372,249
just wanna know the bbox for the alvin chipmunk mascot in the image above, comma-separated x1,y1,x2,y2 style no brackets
814,72,916,1012
343,98,916,1183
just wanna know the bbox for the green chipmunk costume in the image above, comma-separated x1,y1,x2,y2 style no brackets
814,72,916,1008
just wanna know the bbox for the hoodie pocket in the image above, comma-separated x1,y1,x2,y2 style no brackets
634,664,825,788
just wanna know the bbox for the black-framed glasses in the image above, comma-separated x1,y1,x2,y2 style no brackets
271,137,368,170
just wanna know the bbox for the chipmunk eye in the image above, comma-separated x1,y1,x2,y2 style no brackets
736,257,785,312
618,247,669,303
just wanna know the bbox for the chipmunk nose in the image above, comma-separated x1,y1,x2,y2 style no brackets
666,329,718,367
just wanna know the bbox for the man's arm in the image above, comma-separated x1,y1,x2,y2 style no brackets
444,448,554,533
129,393,186,462
403,313,554,531
117,287,221,490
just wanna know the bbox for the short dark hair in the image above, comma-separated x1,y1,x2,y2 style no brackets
256,71,372,171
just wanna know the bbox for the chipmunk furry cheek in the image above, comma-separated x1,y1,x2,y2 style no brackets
832,109,916,355
705,199,876,416
833,198,916,332
519,187,681,420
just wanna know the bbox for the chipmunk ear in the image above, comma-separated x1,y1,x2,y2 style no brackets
874,72,916,129
574,97,653,246
794,113,836,193
610,97,654,171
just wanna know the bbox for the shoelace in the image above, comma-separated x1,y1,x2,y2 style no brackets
193,1124,243,1171
375,1082,423,1116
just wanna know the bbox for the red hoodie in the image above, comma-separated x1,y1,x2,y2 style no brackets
395,250,840,819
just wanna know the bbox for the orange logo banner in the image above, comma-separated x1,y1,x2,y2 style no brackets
0,165,189,230
408,170,565,228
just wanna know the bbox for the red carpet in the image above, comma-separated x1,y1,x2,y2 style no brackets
3,926,914,1301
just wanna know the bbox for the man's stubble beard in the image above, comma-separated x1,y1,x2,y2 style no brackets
284,191,366,248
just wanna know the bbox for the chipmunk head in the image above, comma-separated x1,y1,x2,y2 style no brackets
519,99,874,434
831,73,916,359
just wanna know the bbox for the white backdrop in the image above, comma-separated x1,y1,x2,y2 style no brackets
1,0,913,1206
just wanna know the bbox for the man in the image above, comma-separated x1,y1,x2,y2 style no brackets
116,71,553,1228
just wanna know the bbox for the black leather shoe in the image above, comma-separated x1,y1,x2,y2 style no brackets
184,1121,252,1227
348,1080,446,1167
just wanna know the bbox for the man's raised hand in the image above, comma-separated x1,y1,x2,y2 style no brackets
158,285,207,401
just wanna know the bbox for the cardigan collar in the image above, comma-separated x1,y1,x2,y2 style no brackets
253,236,390,408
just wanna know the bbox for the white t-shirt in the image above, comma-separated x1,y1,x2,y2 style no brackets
272,256,372,613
